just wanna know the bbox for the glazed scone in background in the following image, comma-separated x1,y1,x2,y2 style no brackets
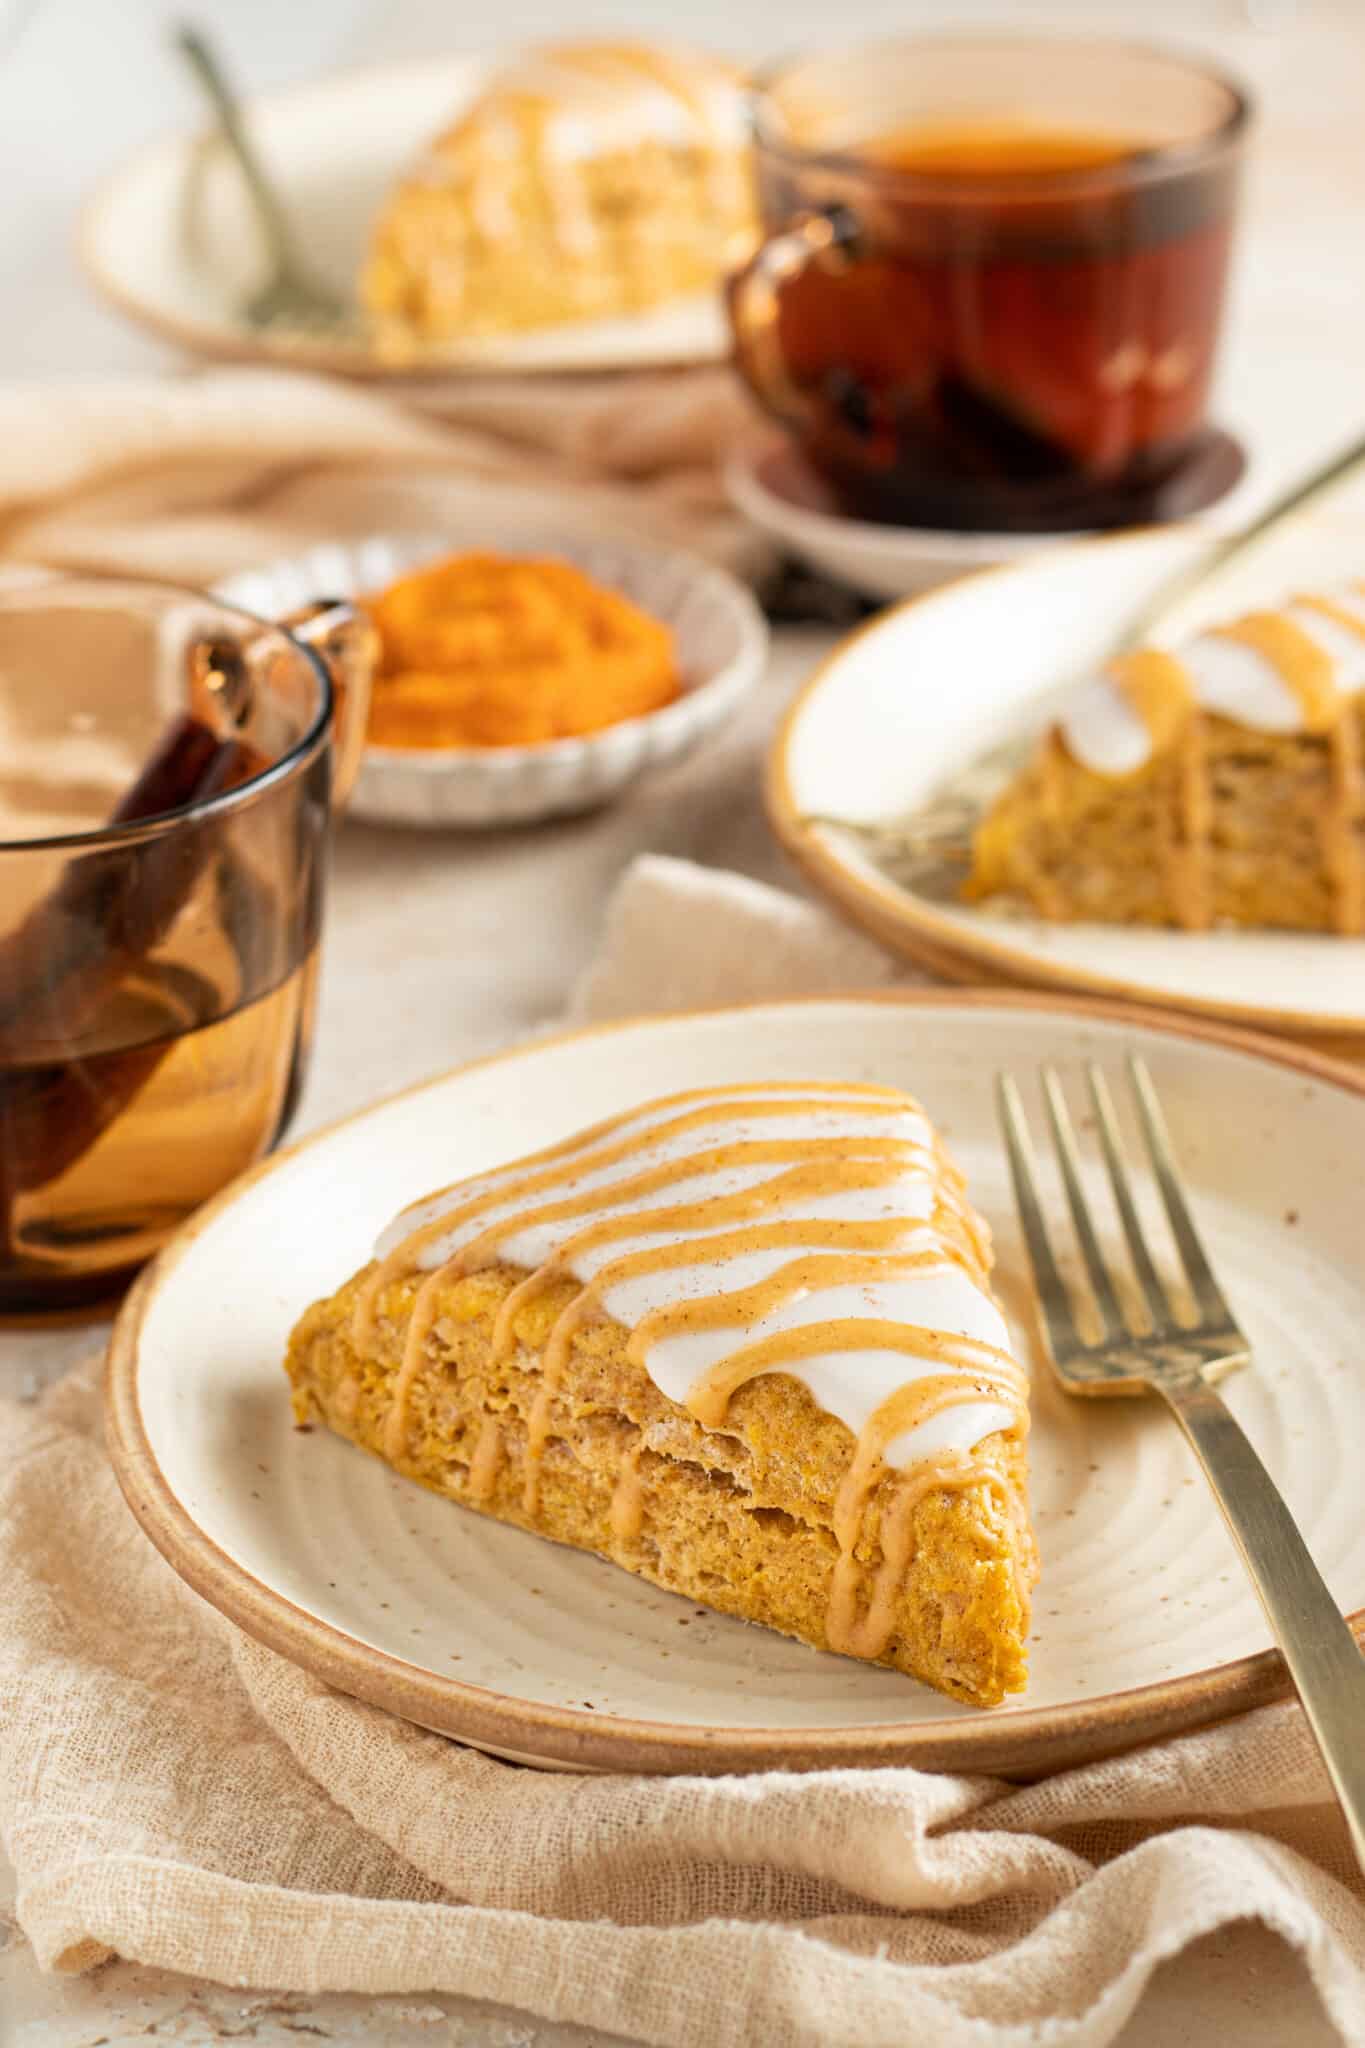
363,41,758,351
286,1083,1036,1708
967,591,1365,933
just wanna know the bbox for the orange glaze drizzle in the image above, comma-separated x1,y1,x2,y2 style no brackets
1215,613,1340,730
1065,597,1365,934
826,1369,1031,1656
364,1084,1031,1664
513,45,746,258
684,1320,1022,1431
380,1156,939,1465
609,1442,645,1547
1109,647,1193,756
468,1414,503,1504
627,1250,961,1365
828,1451,981,1657
1168,697,1212,932
354,1085,908,1347
1323,707,1365,935
1215,608,1363,933
1295,597,1365,934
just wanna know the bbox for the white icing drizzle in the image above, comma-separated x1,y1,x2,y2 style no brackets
429,44,748,171
370,1084,1021,1470
1284,602,1365,687
1059,673,1153,777
1179,634,1302,732
1060,584,1365,776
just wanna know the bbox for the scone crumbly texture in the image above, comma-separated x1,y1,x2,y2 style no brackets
363,40,758,351
966,597,1365,934
287,1261,1031,1708
967,700,1365,932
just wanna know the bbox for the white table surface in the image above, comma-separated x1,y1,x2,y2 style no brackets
1,0,1360,2041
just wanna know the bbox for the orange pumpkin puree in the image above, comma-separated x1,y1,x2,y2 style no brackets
362,551,681,749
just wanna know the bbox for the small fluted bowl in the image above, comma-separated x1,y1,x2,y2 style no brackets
216,528,768,828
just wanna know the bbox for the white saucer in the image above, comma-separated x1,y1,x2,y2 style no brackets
726,438,1255,603
726,442,1067,602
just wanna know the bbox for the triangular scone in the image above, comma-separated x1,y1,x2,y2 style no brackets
967,590,1365,933
285,1082,1036,1707
362,41,757,352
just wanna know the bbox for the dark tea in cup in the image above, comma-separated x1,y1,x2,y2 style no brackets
729,38,1250,533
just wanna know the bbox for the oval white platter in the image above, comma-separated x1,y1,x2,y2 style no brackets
769,527,1365,1055
108,992,1365,1775
82,53,729,379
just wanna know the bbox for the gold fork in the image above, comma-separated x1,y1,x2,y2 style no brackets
998,1056,1365,1871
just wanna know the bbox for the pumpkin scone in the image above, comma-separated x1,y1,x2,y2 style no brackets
363,40,757,353
285,1082,1036,1707
966,587,1365,933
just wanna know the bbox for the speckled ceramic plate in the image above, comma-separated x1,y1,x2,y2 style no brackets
81,53,729,379
768,527,1365,1060
106,992,1365,1775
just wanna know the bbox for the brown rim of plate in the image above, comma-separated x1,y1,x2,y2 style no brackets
106,987,1365,1775
76,52,725,386
764,541,1365,1055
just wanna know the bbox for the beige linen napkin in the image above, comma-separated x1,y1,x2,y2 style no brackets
0,365,769,587
3,855,1365,2046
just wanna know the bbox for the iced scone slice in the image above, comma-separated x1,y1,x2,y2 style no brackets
363,41,757,352
967,588,1365,932
285,1082,1035,1706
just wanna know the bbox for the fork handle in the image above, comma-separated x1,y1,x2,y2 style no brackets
1161,1372,1365,1870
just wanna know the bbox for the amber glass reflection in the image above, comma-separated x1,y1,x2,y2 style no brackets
0,580,332,1314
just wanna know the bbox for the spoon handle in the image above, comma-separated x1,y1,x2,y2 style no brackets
173,24,298,269
1120,429,1365,651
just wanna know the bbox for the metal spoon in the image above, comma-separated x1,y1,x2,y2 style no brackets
173,23,354,338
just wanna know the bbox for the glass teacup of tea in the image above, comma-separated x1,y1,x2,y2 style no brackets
729,36,1252,533
0,576,374,1315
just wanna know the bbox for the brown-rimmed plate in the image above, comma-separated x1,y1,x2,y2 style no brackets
107,991,1365,1775
766,527,1365,1063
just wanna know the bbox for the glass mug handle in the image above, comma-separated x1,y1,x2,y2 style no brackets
729,205,862,435
279,600,378,809
189,601,377,809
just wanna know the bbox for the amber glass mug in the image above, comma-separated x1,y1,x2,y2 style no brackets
0,578,373,1314
729,36,1251,532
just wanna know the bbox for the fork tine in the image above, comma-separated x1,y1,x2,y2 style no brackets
1041,1066,1127,1338
996,1072,1084,1363
1085,1063,1176,1333
1127,1057,1232,1324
